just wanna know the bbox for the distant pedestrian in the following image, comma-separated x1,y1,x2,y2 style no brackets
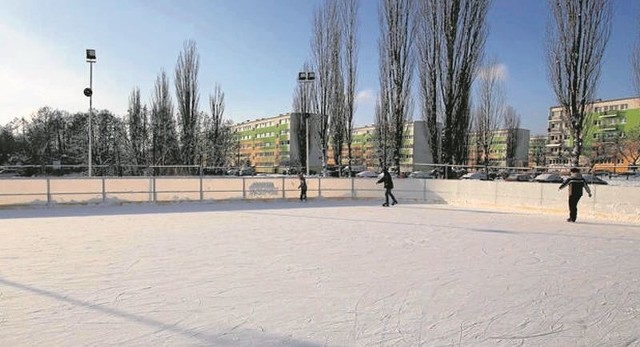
376,167,398,207
558,167,592,222
298,173,307,202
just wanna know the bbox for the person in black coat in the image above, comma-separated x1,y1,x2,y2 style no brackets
376,168,397,207
298,173,307,202
558,167,592,222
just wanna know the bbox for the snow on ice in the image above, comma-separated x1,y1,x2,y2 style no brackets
1,200,639,346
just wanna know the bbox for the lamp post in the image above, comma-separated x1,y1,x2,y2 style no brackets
85,49,96,177
235,130,241,171
297,71,315,176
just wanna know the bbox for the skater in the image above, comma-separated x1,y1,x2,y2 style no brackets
376,167,397,207
298,173,307,202
558,167,592,222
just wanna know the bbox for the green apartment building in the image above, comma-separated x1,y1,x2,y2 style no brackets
546,96,640,170
231,113,322,174
467,128,531,168
231,113,437,174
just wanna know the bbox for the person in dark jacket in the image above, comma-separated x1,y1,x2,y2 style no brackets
376,168,397,207
558,167,592,222
298,173,307,202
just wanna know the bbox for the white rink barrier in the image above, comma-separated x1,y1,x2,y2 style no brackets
0,177,638,222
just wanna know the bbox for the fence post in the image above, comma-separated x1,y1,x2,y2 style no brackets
200,175,204,201
102,177,106,203
282,177,286,199
152,177,157,203
351,177,355,198
242,177,246,199
46,178,51,206
423,179,427,202
318,177,322,198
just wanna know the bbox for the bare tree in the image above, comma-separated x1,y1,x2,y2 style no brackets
503,105,521,168
417,0,489,176
150,70,180,167
632,9,640,96
342,0,359,176
292,62,318,172
127,87,149,173
374,94,393,168
473,59,505,173
546,0,612,167
378,0,415,173
203,84,228,170
311,1,340,175
616,125,640,172
175,40,201,167
417,0,441,165
530,136,547,168
329,14,346,175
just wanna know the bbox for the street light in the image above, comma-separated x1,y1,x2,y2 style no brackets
297,71,315,176
85,49,96,177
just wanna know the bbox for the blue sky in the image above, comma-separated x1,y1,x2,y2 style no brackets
0,0,638,135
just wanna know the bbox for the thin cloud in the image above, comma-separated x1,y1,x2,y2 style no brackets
477,63,509,81
355,89,376,105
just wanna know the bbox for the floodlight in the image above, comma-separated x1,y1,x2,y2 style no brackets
86,49,96,61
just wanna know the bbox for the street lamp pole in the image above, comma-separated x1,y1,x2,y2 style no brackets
297,71,315,176
306,115,310,176
85,49,96,177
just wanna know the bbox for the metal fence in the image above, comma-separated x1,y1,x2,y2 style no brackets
1,163,638,180
0,176,392,207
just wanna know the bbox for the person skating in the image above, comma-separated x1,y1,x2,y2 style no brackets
298,173,307,202
558,167,592,222
376,167,397,207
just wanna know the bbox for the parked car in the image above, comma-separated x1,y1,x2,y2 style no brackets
408,171,435,179
0,169,23,177
356,170,380,178
460,172,488,180
239,167,255,176
534,173,564,183
227,167,255,176
504,173,534,182
342,165,365,176
281,167,300,175
582,174,608,185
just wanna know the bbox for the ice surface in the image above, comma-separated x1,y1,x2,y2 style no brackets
1,200,639,346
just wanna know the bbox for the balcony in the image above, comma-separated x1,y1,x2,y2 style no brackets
599,112,619,118
601,126,619,132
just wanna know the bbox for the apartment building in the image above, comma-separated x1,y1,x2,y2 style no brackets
467,128,531,168
326,120,436,172
232,114,438,174
546,96,640,170
231,113,321,173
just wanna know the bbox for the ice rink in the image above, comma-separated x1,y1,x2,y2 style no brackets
1,200,639,346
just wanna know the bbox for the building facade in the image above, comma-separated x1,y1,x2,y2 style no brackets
232,114,438,174
467,128,531,168
231,113,322,174
546,96,640,171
